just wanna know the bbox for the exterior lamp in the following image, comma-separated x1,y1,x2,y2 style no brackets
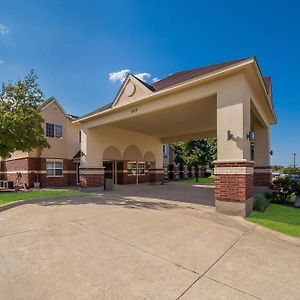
247,131,255,141
270,150,273,156
227,130,233,140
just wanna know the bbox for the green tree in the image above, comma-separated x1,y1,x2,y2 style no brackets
170,138,217,182
272,165,284,172
282,166,300,175
0,71,49,158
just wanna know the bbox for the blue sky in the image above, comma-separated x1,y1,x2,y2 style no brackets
0,1,299,166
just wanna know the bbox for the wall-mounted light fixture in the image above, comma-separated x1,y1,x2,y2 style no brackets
247,131,255,141
227,130,233,140
270,150,273,156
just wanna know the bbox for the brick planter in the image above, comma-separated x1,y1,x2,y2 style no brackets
214,161,254,217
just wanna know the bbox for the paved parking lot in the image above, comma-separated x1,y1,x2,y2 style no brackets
0,184,299,299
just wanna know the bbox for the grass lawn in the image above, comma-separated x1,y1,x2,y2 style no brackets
247,204,300,238
170,177,215,185
0,189,84,206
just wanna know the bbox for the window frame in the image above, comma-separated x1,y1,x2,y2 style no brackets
46,160,63,177
45,123,63,139
127,161,146,176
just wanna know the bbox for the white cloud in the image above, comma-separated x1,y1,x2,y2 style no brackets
0,24,9,37
0,59,5,65
134,72,151,82
109,69,156,84
152,77,160,83
109,69,130,83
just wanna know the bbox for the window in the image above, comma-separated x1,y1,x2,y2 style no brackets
127,162,137,175
46,123,63,138
46,160,63,176
163,145,167,154
138,162,145,175
79,130,81,143
127,162,145,175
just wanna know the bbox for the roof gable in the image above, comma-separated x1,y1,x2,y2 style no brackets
41,97,78,120
112,74,153,108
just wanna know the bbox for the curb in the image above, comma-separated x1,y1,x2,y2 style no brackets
0,194,86,213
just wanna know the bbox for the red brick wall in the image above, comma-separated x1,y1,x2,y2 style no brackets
149,169,164,184
2,158,30,185
39,173,76,187
2,157,77,188
254,166,272,186
0,161,4,180
214,162,254,202
4,158,29,171
80,168,104,187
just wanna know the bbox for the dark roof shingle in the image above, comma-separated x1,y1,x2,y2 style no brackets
152,58,250,91
263,76,271,94
80,101,113,119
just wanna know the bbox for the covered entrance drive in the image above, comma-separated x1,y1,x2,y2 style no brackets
75,57,276,216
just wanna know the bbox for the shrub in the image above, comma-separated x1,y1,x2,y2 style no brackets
269,177,297,204
264,191,272,200
253,196,270,212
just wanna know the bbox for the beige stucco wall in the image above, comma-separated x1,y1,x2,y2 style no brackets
40,101,80,159
80,125,163,168
216,74,252,162
253,121,270,166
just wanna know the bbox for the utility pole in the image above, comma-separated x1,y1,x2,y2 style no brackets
293,153,296,169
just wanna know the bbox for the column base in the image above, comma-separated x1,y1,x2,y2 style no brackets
216,198,253,217
214,161,254,217
79,167,105,188
149,169,164,185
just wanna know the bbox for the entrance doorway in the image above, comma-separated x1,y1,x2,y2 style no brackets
103,161,118,185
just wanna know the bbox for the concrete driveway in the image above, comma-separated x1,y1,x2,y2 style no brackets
0,184,299,299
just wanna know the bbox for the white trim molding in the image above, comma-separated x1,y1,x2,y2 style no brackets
79,168,105,175
214,166,254,175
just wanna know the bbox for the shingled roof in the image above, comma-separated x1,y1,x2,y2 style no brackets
79,57,271,120
80,101,114,119
151,58,250,91
263,76,271,94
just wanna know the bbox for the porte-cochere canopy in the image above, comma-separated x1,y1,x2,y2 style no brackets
75,57,276,216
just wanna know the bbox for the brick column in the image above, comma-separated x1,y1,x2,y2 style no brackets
214,161,254,217
168,164,174,180
254,166,272,186
191,166,196,178
149,168,164,185
0,160,5,180
79,167,105,188
183,165,189,179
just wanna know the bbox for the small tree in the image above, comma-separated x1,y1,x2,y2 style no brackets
0,71,49,158
170,139,217,182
